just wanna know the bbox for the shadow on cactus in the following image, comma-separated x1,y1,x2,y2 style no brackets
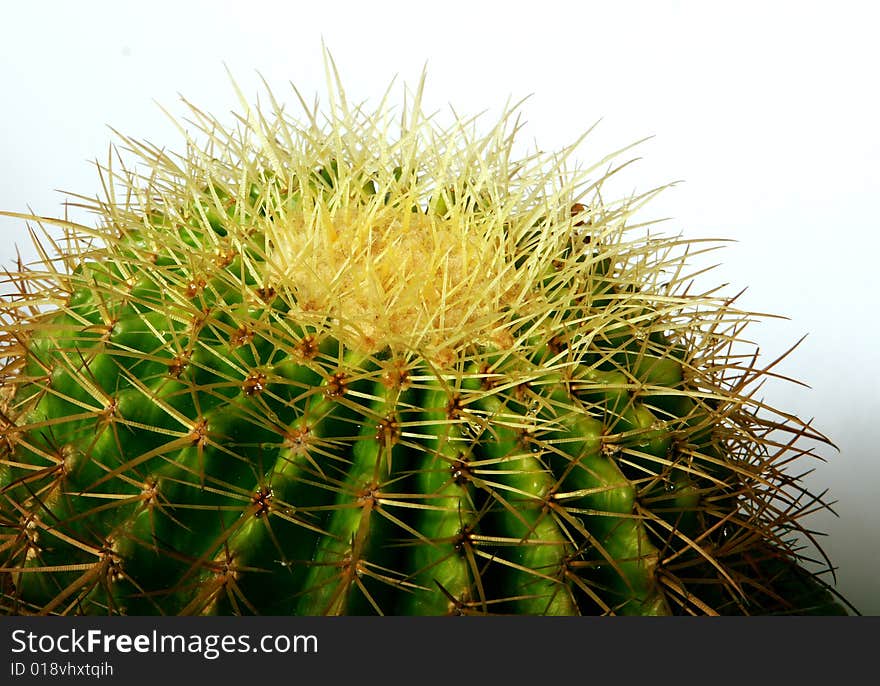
0,61,856,616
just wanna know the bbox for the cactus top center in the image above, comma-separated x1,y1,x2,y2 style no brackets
269,199,520,355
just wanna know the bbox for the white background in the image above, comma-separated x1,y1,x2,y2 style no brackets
2,0,877,614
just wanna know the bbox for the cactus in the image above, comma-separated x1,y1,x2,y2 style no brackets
0,64,853,616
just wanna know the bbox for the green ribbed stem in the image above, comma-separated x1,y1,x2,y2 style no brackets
0,175,848,616
2,275,689,615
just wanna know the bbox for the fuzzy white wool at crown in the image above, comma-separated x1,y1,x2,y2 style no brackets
251,86,611,356
0,0,877,614
275,206,512,353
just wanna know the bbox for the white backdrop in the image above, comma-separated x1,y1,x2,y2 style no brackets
2,0,877,614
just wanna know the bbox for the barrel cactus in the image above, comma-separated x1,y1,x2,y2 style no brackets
0,65,852,616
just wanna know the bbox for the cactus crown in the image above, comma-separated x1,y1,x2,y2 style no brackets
0,57,847,616
117,68,662,360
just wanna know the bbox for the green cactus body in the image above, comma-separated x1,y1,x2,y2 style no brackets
0,68,850,615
